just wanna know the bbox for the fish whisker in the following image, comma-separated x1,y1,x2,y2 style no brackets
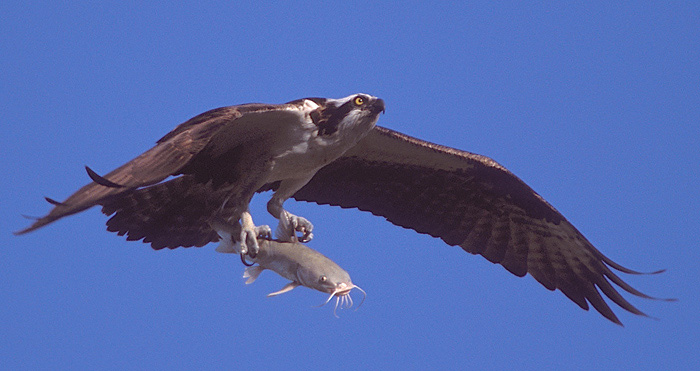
333,296,341,318
317,294,335,308
316,284,366,316
353,285,367,311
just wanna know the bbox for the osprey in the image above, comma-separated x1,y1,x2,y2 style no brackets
17,93,666,324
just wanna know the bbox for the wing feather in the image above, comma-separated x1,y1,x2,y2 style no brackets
16,104,297,235
100,176,224,249
292,126,664,324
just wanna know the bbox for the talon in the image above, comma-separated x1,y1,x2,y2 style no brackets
276,211,314,243
240,228,261,256
299,231,313,243
212,214,269,255
240,252,255,266
292,216,313,243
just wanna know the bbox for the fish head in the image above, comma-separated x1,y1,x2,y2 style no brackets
297,259,354,295
297,261,367,317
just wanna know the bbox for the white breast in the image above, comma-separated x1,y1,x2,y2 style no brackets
265,98,378,182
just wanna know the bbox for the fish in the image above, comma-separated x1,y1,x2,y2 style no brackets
234,238,366,317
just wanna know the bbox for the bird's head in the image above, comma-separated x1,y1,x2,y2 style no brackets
302,94,385,137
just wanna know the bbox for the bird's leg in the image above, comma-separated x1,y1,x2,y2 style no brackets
267,178,314,243
211,212,271,256
239,210,272,256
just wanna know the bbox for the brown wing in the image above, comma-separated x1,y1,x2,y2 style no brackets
16,103,294,235
98,176,226,249
292,126,664,324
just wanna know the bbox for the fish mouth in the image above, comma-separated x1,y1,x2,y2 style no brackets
318,283,367,318
333,283,354,296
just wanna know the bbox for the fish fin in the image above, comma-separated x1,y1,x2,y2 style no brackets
243,266,265,284
267,281,301,297
215,238,237,253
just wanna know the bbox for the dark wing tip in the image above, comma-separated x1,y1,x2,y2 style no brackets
85,166,126,188
14,216,49,235
610,314,625,327
603,261,677,302
605,259,667,276
645,268,667,275
44,196,64,206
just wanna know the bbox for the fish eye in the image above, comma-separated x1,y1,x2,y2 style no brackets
354,96,365,106
319,275,327,282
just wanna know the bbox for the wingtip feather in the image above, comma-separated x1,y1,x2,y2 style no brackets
14,217,49,235
600,254,667,275
44,196,64,206
85,165,125,188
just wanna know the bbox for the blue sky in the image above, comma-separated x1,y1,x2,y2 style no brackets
1,2,698,370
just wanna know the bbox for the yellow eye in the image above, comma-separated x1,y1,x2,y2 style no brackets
319,275,327,282
354,96,365,106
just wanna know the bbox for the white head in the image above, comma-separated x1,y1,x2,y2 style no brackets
299,94,385,139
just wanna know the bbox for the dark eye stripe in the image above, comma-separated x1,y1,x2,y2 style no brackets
317,98,358,136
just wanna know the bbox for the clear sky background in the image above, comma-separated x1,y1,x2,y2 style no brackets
1,2,698,370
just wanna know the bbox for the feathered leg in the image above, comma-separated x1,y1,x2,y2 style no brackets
267,176,315,243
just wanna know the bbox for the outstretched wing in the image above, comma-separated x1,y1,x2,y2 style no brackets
292,126,664,324
16,103,298,234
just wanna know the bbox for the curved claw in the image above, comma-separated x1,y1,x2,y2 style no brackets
240,252,255,266
239,224,271,256
291,216,313,242
239,229,258,256
276,211,314,243
298,230,313,243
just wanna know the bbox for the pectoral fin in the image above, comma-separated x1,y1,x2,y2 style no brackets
243,266,265,284
267,281,301,297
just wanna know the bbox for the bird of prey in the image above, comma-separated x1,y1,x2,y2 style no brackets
17,93,666,324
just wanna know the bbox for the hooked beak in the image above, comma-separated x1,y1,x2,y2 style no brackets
370,98,386,115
